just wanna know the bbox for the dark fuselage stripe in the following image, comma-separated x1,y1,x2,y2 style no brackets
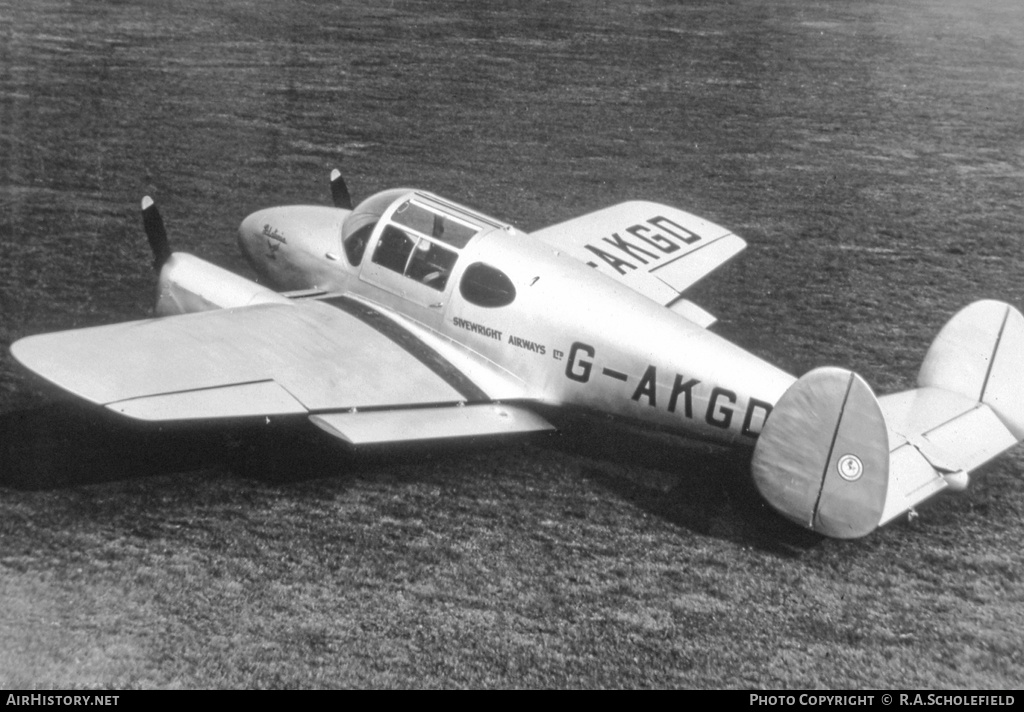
323,296,489,403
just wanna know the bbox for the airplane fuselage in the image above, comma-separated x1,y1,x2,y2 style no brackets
238,191,795,446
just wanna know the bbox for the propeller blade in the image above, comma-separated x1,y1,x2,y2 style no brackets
329,168,353,210
141,196,171,271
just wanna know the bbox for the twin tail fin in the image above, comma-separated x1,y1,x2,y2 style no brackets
752,301,1024,539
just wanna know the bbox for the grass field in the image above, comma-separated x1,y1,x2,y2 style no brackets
2,0,1023,689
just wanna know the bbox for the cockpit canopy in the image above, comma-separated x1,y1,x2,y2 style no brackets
340,188,410,266
342,189,502,252
340,189,513,297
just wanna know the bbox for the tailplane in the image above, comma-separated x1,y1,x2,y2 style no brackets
752,301,1024,539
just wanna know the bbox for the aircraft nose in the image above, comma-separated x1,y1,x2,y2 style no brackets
237,205,347,287
238,207,280,268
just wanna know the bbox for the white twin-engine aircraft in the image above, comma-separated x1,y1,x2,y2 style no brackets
11,170,1024,539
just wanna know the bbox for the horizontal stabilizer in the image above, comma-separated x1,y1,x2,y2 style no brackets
879,395,1016,525
309,404,554,445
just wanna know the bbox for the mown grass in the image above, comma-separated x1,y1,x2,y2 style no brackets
2,416,1021,688
1,0,1023,689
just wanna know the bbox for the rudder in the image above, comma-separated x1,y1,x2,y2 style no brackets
751,367,889,539
918,300,1024,439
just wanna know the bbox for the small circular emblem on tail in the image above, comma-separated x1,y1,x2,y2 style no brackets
837,454,864,482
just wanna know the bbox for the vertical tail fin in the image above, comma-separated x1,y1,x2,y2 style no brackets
752,301,1024,539
918,300,1024,438
751,367,889,539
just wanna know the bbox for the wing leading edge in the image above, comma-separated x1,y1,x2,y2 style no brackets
11,297,554,444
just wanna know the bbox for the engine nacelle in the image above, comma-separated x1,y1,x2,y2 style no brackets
155,252,292,316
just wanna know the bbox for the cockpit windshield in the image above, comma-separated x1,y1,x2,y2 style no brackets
340,188,410,266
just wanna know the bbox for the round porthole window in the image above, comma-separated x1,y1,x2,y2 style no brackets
459,263,516,308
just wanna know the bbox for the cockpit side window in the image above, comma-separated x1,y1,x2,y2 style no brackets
372,225,416,274
372,226,459,292
343,223,373,266
459,263,516,308
407,238,458,291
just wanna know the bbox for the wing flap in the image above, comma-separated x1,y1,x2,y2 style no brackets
309,404,554,445
667,299,718,328
531,201,745,310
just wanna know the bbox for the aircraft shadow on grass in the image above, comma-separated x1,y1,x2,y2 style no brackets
0,402,820,551
0,402,342,489
545,411,824,553
0,403,231,489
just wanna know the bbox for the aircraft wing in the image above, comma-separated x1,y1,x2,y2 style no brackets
531,201,746,321
11,297,553,445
